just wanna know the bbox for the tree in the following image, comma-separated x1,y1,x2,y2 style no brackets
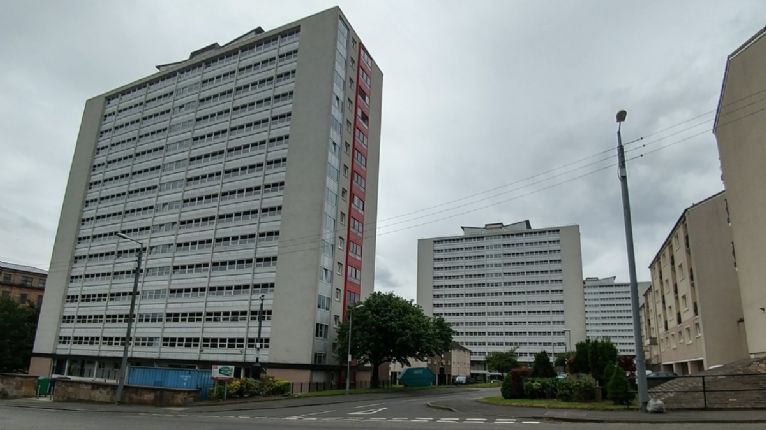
606,362,635,405
554,351,573,368
0,297,39,373
485,350,520,375
569,339,618,385
336,292,453,388
530,351,556,378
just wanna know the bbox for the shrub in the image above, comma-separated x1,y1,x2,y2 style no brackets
571,375,597,402
501,367,530,399
531,351,557,378
523,378,557,399
607,365,635,405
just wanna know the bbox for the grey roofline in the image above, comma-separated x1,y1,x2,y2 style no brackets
100,6,345,100
713,25,766,132
0,261,48,275
648,190,725,267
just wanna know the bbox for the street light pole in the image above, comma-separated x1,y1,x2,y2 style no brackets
345,304,362,395
114,232,143,404
615,110,649,411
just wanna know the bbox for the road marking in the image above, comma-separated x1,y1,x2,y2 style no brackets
521,421,540,424
349,407,387,415
466,418,487,421
237,416,250,419
415,417,434,420
303,410,335,416
354,403,382,408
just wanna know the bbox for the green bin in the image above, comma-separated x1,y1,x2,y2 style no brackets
37,377,50,396
399,368,434,387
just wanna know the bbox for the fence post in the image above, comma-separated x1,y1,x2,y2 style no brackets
702,376,707,409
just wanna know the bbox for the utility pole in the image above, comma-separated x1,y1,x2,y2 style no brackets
115,233,143,404
615,110,649,411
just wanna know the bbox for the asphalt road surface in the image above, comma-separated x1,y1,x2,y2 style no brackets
1,388,764,429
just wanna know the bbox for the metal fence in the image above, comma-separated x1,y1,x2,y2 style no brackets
648,373,766,409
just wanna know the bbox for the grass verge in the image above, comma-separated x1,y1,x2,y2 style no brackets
480,396,637,410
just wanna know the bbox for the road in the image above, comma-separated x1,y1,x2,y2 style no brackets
1,388,764,429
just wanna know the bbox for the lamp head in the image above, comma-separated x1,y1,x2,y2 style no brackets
616,110,627,123
116,232,130,240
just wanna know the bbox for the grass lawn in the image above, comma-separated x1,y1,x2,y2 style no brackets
480,396,637,410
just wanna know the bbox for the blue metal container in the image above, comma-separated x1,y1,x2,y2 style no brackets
399,367,434,387
127,367,213,399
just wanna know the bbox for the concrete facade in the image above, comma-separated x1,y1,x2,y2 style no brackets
417,221,586,377
584,276,649,356
0,261,47,308
30,7,382,385
642,192,748,375
714,26,766,358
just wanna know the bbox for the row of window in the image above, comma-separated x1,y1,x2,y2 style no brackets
92,132,287,194
433,240,562,254
434,230,560,246
62,309,272,325
433,249,561,263
434,289,564,299
434,309,565,318
433,282,563,290
65,283,274,304
69,256,277,284
58,335,270,349
97,69,295,155
103,27,299,108
455,330,568,338
433,299,565,308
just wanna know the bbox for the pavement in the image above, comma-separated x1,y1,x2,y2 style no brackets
427,397,766,423
4,389,766,423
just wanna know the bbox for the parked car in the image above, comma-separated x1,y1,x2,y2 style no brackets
453,375,467,385
647,371,678,378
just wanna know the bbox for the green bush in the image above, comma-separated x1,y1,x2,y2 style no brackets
523,378,557,399
555,375,597,402
531,351,557,378
607,365,635,405
501,368,530,399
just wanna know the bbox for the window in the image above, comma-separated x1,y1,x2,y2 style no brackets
685,327,692,343
317,294,331,310
353,173,366,190
347,266,361,283
343,164,349,177
695,321,702,337
315,323,329,339
351,217,363,235
340,212,346,225
681,295,688,310
338,236,345,250
313,352,326,364
337,262,343,275
333,314,340,327
352,195,364,212
349,241,362,259
354,150,367,168
335,288,342,301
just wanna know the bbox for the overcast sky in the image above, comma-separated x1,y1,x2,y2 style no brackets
1,0,764,301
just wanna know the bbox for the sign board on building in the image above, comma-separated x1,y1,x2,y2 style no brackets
212,365,235,380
